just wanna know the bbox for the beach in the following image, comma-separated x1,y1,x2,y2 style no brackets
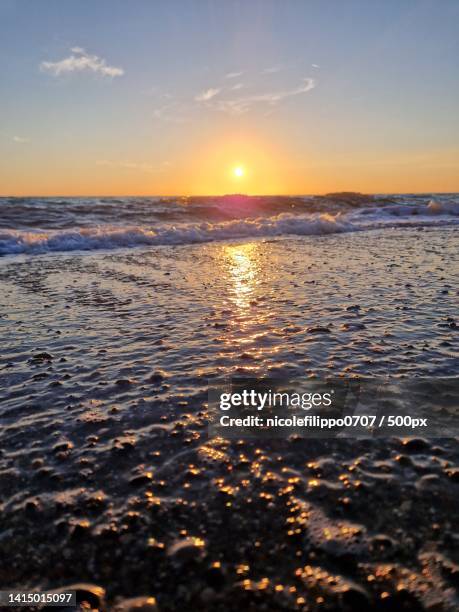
3,0,459,607
0,195,458,609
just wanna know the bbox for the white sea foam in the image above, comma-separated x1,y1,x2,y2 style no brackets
427,199,459,215
0,198,458,256
0,213,352,255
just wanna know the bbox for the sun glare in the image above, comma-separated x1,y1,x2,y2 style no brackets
233,166,245,178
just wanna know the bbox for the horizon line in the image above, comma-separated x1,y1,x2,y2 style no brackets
1,190,458,198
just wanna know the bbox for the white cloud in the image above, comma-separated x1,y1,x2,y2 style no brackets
13,136,30,143
262,65,282,74
194,87,221,102
40,47,124,77
225,71,243,79
312,64,319,69
210,78,316,115
231,83,244,90
96,160,170,173
153,103,188,124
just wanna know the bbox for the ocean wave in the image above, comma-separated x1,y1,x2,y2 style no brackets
427,199,459,215
0,195,458,256
1,194,458,231
0,213,352,255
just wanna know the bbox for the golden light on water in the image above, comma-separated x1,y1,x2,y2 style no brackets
216,242,278,367
220,242,269,366
226,243,258,311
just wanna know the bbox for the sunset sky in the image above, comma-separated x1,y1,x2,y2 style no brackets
1,0,458,196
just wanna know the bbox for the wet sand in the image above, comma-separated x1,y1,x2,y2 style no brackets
0,227,458,610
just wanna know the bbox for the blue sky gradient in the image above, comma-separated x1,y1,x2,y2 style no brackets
1,0,458,194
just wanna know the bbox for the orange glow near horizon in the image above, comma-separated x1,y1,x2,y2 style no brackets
2,133,459,196
182,135,290,195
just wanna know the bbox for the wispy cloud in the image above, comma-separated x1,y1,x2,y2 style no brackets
261,65,282,74
96,160,170,173
312,64,319,69
153,102,189,124
206,78,316,115
225,71,243,79
194,87,220,102
13,136,30,143
40,47,124,77
156,72,315,121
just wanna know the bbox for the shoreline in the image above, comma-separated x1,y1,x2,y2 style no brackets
0,227,458,610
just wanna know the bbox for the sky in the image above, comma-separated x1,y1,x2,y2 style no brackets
1,0,458,196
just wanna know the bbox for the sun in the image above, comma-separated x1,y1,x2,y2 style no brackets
233,166,245,178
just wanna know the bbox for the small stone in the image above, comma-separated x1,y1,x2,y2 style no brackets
394,454,413,467
116,378,133,387
340,585,370,609
376,588,421,611
129,473,153,487
341,322,366,331
24,499,41,515
112,596,158,611
32,373,49,380
52,440,74,453
401,438,430,453
31,351,53,361
306,326,331,334
167,536,206,563
444,468,459,482
346,305,361,312
205,563,226,589
147,371,166,384
371,534,396,552
416,474,442,491
112,437,136,452
71,521,91,539
51,584,105,610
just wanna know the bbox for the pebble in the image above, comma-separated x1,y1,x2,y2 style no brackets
116,378,134,387
30,351,53,363
444,468,459,482
205,563,226,589
112,596,158,611
52,440,74,453
147,371,166,384
401,438,430,453
306,326,331,334
167,536,206,563
50,584,105,610
340,585,370,610
129,473,153,487
341,322,366,331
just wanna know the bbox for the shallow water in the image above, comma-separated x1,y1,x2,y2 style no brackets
0,227,458,610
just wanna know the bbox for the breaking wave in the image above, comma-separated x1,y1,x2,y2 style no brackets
0,193,458,256
0,213,351,255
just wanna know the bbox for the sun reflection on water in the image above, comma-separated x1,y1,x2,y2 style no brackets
213,241,280,371
225,242,260,311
